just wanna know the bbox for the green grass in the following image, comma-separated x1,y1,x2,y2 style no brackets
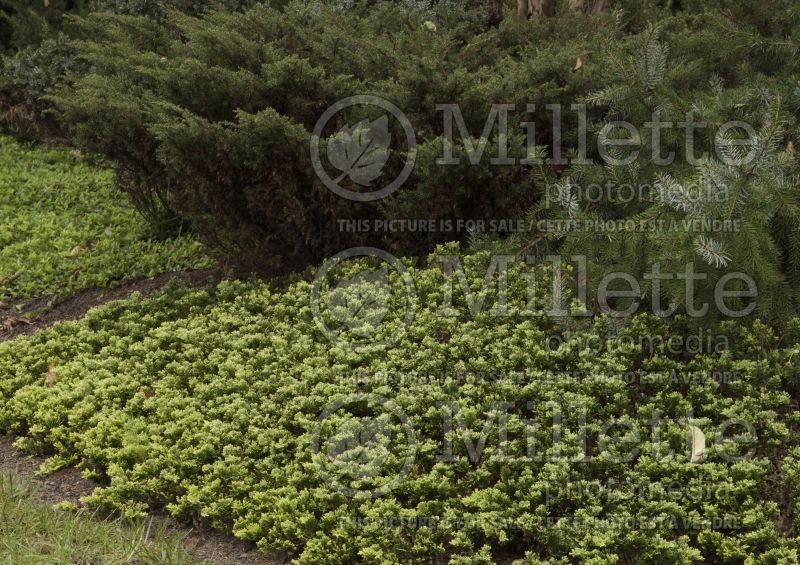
0,136,209,300
0,250,799,563
0,472,204,564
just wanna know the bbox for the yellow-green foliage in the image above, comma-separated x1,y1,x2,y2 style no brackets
0,136,208,299
0,249,799,562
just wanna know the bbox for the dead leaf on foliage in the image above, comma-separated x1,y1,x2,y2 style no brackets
65,245,87,258
573,57,583,72
688,424,706,464
45,363,57,387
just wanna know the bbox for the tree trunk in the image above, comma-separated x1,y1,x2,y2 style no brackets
514,0,606,22
568,0,609,13
514,0,527,21
515,0,555,20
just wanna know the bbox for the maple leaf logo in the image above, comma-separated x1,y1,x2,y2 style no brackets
326,267,391,338
327,115,391,187
327,418,390,460
324,416,393,481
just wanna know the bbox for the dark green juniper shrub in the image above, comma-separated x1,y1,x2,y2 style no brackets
47,1,552,272
46,1,636,274
0,0,90,53
45,0,800,322
0,0,260,52
0,0,263,139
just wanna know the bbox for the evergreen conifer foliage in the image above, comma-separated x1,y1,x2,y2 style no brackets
38,0,800,316
47,1,607,273
500,19,800,325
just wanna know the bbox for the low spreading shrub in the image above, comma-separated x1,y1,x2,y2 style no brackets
0,246,799,562
0,135,208,299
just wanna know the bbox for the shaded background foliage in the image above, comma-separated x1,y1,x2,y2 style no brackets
0,0,799,324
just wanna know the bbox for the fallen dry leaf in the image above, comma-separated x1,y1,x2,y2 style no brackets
65,245,87,258
573,56,583,72
688,424,706,464
2,316,32,332
45,363,57,387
